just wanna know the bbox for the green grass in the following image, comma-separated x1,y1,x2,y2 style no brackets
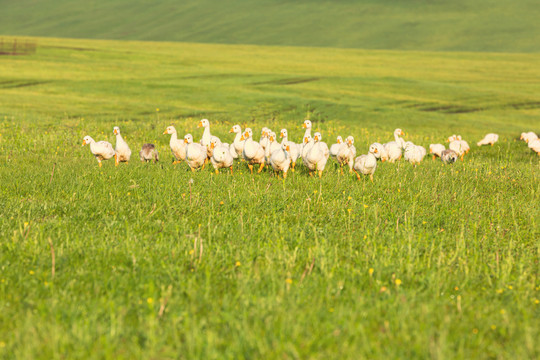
1,0,540,52
0,36,539,359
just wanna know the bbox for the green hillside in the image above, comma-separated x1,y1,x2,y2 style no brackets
2,0,540,52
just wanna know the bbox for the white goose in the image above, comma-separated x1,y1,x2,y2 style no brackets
82,135,115,167
259,127,270,150
528,138,540,155
241,128,266,173
229,125,244,159
521,132,538,143
300,120,312,154
301,135,314,168
457,135,470,154
384,128,405,163
353,144,378,182
267,131,281,161
370,142,388,162
477,133,499,146
113,126,131,165
280,129,300,172
184,134,207,171
270,143,292,178
329,136,344,160
429,144,446,160
306,132,330,178
163,126,186,164
404,142,424,166
448,135,466,161
198,119,221,157
209,138,234,174
336,136,356,173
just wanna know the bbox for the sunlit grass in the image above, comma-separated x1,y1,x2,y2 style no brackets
0,37,539,359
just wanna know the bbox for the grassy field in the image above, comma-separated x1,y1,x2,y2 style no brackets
1,0,540,52
0,36,539,359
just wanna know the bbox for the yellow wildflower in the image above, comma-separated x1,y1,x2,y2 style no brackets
29,270,34,275
368,268,374,276
235,261,241,267
285,278,293,284
395,279,402,286
147,298,153,304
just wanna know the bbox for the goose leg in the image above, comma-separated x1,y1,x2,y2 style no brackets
318,170,323,178
215,169,219,175
432,155,436,161
230,166,234,175
291,162,295,172
248,164,253,174
353,169,361,181
283,171,287,179
370,174,374,183
114,154,118,166
258,163,265,173
98,161,103,168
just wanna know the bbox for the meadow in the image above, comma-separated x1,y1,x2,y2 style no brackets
0,36,539,359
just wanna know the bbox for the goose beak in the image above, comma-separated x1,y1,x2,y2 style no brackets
197,121,203,128
162,130,167,135
400,131,405,136
210,143,215,150
229,128,234,133
302,123,306,129
286,145,290,151
280,133,284,138
114,129,118,135
240,135,245,141
82,140,86,146
382,158,386,162
304,138,308,144
184,139,188,144
374,148,378,153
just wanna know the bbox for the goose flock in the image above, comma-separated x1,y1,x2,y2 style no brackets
82,119,539,180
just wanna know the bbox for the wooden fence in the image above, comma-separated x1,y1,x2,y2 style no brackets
0,39,37,55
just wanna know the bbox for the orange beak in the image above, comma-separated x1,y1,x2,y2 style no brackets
302,123,306,129
240,135,245,141
184,139,188,144
286,145,290,151
280,133,284,138
229,128,234,133
82,140,86,146
374,148,378,153
400,131,405,136
382,158,386,162
197,121,203,128
210,143,215,150
304,138,308,144
114,129,118,135
162,130,168,135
